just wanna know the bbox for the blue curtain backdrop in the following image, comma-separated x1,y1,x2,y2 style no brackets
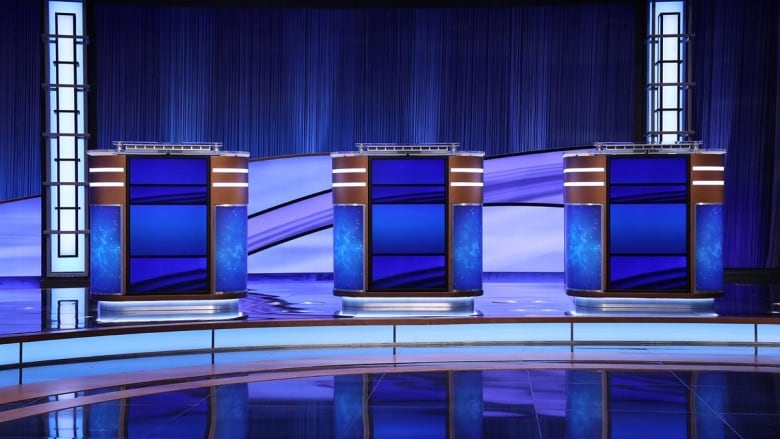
691,0,779,268
0,0,41,201
91,4,639,155
0,0,777,270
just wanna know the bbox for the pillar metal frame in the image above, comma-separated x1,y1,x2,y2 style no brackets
647,0,693,144
42,0,89,283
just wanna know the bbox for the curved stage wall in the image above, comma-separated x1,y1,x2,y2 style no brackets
246,150,566,275
0,150,570,278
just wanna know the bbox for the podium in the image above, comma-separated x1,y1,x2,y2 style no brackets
331,144,483,316
88,143,249,322
563,142,725,310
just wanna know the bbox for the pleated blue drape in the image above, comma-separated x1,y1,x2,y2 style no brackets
0,0,777,271
91,4,640,155
0,0,41,201
691,0,780,268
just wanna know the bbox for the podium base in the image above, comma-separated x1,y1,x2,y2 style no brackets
337,296,480,318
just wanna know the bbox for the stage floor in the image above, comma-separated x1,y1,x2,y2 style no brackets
0,276,779,436
1,355,780,438
0,275,778,335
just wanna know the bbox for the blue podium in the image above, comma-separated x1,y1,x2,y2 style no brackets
331,144,484,317
563,142,725,311
88,143,249,322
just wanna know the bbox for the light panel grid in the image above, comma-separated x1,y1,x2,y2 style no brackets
647,1,690,144
44,1,88,275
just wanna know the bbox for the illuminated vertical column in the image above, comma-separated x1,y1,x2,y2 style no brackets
647,1,691,143
43,0,89,279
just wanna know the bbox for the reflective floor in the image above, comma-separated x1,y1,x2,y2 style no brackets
0,276,778,335
0,276,778,437
1,360,780,438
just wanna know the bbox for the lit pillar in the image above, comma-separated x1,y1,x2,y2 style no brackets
647,1,692,143
42,0,89,285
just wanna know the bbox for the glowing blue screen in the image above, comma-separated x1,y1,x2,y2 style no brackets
129,157,207,185
609,204,687,254
371,255,446,290
609,157,687,184
371,158,446,185
130,205,207,256
371,204,445,254
371,186,445,204
129,185,207,204
129,257,208,292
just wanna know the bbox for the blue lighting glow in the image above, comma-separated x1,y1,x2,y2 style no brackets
333,205,364,291
22,330,213,363
565,204,602,291
90,205,121,293
215,206,248,293
695,204,723,292
573,322,754,343
394,322,570,343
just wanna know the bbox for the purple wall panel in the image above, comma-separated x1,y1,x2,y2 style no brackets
1,152,569,277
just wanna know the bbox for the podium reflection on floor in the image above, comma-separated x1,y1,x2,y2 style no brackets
2,363,775,438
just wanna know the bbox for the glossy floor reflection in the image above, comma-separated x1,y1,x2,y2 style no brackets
1,363,779,438
0,276,778,335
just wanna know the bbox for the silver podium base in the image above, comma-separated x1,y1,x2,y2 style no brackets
337,296,480,318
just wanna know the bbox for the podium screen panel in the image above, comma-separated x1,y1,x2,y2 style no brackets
371,255,446,290
371,204,445,254
129,205,207,256
129,185,207,204
371,158,446,185
607,156,689,292
129,257,208,292
609,185,686,203
371,186,445,204
129,157,208,185
127,156,209,294
609,157,687,184
369,157,447,291
609,204,687,255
